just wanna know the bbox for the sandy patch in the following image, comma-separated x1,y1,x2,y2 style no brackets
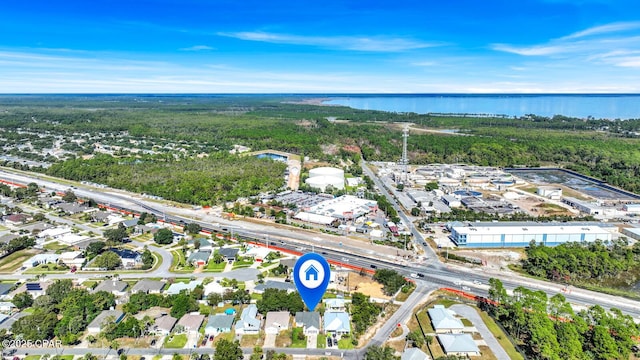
346,272,390,300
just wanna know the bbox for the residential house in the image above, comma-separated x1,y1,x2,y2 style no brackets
324,298,346,312
58,233,90,245
437,333,480,357
55,202,90,215
58,251,85,268
187,250,211,267
22,253,60,269
93,280,129,297
38,197,60,209
427,305,464,334
253,280,296,294
121,219,140,228
235,304,260,335
153,314,177,336
133,224,157,235
3,214,30,226
0,312,28,333
0,284,13,300
189,238,214,250
219,247,239,264
22,282,50,298
37,226,71,240
264,311,290,334
294,311,320,336
87,309,125,333
0,234,19,244
176,314,205,334
205,314,235,336
324,312,350,336
0,302,16,313
91,211,111,223
110,248,142,269
203,281,229,296
165,280,203,295
401,348,430,360
131,280,165,294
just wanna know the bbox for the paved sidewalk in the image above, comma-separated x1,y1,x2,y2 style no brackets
450,304,511,360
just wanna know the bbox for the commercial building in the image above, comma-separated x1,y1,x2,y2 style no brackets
450,222,612,248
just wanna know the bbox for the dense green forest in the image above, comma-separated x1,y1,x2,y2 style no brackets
521,240,640,288
4,95,640,200
487,278,640,360
46,153,286,204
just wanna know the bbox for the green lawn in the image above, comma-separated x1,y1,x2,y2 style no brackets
396,285,416,302
290,328,307,348
164,333,188,349
317,334,326,349
337,336,355,349
0,248,39,272
43,241,73,251
205,261,226,272
23,263,68,274
24,356,40,360
478,309,524,360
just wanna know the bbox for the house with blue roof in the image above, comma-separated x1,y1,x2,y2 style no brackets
324,311,350,335
235,304,260,335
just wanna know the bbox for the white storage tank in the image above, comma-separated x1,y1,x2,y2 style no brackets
305,176,345,192
309,167,345,179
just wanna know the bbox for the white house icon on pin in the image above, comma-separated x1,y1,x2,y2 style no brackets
304,264,319,281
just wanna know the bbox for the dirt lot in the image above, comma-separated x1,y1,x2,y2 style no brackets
453,249,525,270
344,272,390,300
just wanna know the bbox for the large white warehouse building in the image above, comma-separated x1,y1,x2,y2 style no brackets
450,223,612,248
305,167,345,192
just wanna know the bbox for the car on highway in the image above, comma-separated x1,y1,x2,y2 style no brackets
417,273,425,278
341,257,349,262
410,273,418,278
473,280,482,285
422,242,427,246
462,286,471,291
370,264,377,269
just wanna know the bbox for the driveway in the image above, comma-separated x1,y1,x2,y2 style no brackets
264,333,277,348
450,304,511,360
307,333,317,349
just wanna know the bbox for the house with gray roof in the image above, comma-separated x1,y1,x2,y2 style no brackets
153,314,177,336
131,280,165,294
437,333,480,356
0,302,16,313
295,311,320,335
253,280,296,294
401,348,430,360
0,284,12,299
265,311,290,334
93,280,128,296
121,219,140,228
165,280,202,295
427,305,464,333
235,304,260,335
176,314,205,334
324,311,350,335
205,314,235,336
189,238,214,250
0,234,19,244
0,312,28,333
219,247,239,263
56,203,90,214
187,250,211,267
87,310,124,333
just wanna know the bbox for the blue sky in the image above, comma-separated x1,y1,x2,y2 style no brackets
2,0,640,93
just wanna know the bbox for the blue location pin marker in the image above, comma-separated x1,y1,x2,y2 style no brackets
293,253,331,311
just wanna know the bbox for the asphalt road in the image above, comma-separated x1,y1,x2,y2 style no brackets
3,166,640,358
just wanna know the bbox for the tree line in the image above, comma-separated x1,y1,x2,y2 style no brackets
487,278,640,360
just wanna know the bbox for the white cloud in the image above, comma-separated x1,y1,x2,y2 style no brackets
561,21,640,40
217,31,438,52
179,45,215,51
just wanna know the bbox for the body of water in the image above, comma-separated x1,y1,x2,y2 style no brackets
323,94,640,120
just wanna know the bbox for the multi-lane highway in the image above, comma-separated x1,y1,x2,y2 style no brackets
2,166,640,359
